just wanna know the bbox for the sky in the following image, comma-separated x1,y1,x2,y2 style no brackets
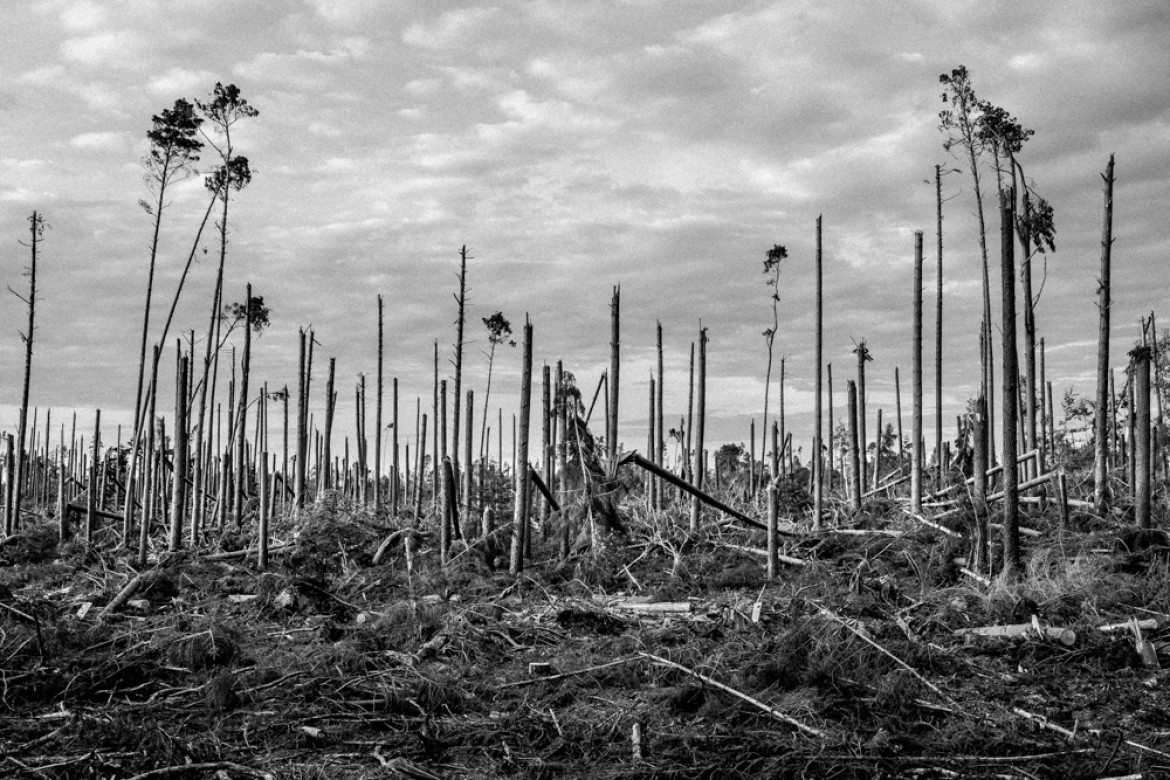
1,0,1168,470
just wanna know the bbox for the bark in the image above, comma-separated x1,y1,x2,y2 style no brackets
375,295,384,513
1094,154,1115,512
9,213,39,536
1000,191,1022,578
689,327,707,534
451,249,468,501
847,380,861,512
813,216,824,529
510,318,534,574
324,358,336,491
1133,346,1152,528
169,356,188,549
608,286,620,463
935,164,945,488
911,231,924,514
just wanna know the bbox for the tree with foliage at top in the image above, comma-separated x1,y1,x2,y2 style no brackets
132,99,203,443
192,83,258,536
761,244,787,490
478,311,515,461
939,65,996,463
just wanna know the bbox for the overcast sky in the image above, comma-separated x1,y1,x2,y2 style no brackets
1,0,1168,467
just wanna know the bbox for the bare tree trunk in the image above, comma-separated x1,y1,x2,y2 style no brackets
295,330,308,510
826,363,833,489
1094,155,1116,512
232,285,252,529
911,231,924,514
9,212,40,536
375,295,384,514
464,389,474,529
169,355,189,550
138,361,159,567
414,414,427,526
935,164,945,488
433,341,440,514
685,342,695,483
393,378,400,516
689,326,707,534
608,286,620,463
855,341,870,489
1133,346,1152,528
324,358,336,491
86,410,100,544
656,323,665,506
999,192,1022,579
510,318,533,574
847,380,861,512
813,216,824,529
542,365,552,525
452,248,468,506
778,357,786,479
971,395,988,573
648,376,656,510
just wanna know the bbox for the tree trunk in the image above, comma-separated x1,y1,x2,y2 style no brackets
608,286,620,463
848,380,861,512
375,295,384,513
689,327,707,534
393,377,400,516
827,363,834,490
1094,154,1116,512
451,248,468,506
295,330,308,510
233,285,252,529
813,216,824,529
1000,191,1022,578
169,356,188,550
656,323,665,506
510,318,534,574
971,395,989,573
935,164,946,488
324,358,336,491
1133,346,1153,528
855,341,870,490
911,231,924,514
10,212,39,536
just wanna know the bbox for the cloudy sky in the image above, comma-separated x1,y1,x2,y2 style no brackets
1,0,1168,468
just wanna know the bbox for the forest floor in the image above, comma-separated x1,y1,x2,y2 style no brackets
2,480,1170,779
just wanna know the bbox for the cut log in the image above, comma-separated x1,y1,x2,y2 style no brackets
954,621,1076,646
611,600,692,614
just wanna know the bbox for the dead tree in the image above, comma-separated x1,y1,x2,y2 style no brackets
7,212,43,535
911,231,924,514
1133,345,1152,529
1094,155,1116,512
813,216,824,529
510,318,534,574
1000,191,1021,578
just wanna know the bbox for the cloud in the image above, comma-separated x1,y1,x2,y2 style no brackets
61,30,148,68
402,7,500,50
147,68,219,98
59,0,106,32
69,130,130,151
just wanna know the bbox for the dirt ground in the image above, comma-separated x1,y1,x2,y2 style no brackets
2,486,1170,779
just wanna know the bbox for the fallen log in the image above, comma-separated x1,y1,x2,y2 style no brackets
954,620,1076,647
988,472,1056,502
611,599,693,614
640,651,827,738
528,467,560,512
723,542,806,566
620,451,791,534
